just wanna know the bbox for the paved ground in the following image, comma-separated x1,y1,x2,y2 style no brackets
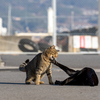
0,54,100,100
1,54,100,69
0,70,99,100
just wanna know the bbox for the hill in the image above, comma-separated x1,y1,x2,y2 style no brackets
0,0,98,34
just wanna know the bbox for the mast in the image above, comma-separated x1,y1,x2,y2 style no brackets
52,0,57,46
7,5,11,35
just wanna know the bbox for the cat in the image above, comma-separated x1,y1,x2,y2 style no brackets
19,45,58,85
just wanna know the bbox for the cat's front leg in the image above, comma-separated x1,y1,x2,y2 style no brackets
47,74,53,84
46,64,53,84
35,74,41,85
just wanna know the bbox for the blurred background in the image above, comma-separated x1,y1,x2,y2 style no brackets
0,0,100,53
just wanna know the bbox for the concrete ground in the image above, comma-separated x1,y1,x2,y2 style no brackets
0,69,99,100
0,54,100,100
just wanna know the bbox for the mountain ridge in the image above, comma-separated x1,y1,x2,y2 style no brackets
0,0,98,34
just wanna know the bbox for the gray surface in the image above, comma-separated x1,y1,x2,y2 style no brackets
0,54,100,100
1,54,100,69
0,70,99,100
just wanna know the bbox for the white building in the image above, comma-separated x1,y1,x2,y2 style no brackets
0,18,7,36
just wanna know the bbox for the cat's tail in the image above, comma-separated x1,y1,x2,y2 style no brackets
19,59,29,72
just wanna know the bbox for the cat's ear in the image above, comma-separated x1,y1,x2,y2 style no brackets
50,45,55,49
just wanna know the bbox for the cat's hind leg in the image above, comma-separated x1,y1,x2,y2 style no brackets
25,77,34,84
25,71,34,84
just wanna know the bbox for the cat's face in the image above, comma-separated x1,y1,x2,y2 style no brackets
44,45,59,60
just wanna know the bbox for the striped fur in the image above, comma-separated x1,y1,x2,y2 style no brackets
19,45,58,85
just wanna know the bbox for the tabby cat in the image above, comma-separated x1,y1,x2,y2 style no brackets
19,45,58,85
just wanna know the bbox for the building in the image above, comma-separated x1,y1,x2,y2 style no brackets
0,18,7,36
62,27,98,36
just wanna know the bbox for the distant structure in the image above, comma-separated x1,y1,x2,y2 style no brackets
16,7,54,36
7,5,12,36
48,7,54,35
16,7,54,37
62,27,98,36
98,0,100,36
0,18,7,36
71,11,74,30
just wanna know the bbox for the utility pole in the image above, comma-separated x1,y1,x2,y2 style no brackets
71,11,74,30
52,0,57,46
48,7,54,34
7,5,11,35
98,0,100,36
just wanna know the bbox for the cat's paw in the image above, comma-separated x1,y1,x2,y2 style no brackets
26,82,31,85
40,81,44,84
49,82,54,85
35,82,40,85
